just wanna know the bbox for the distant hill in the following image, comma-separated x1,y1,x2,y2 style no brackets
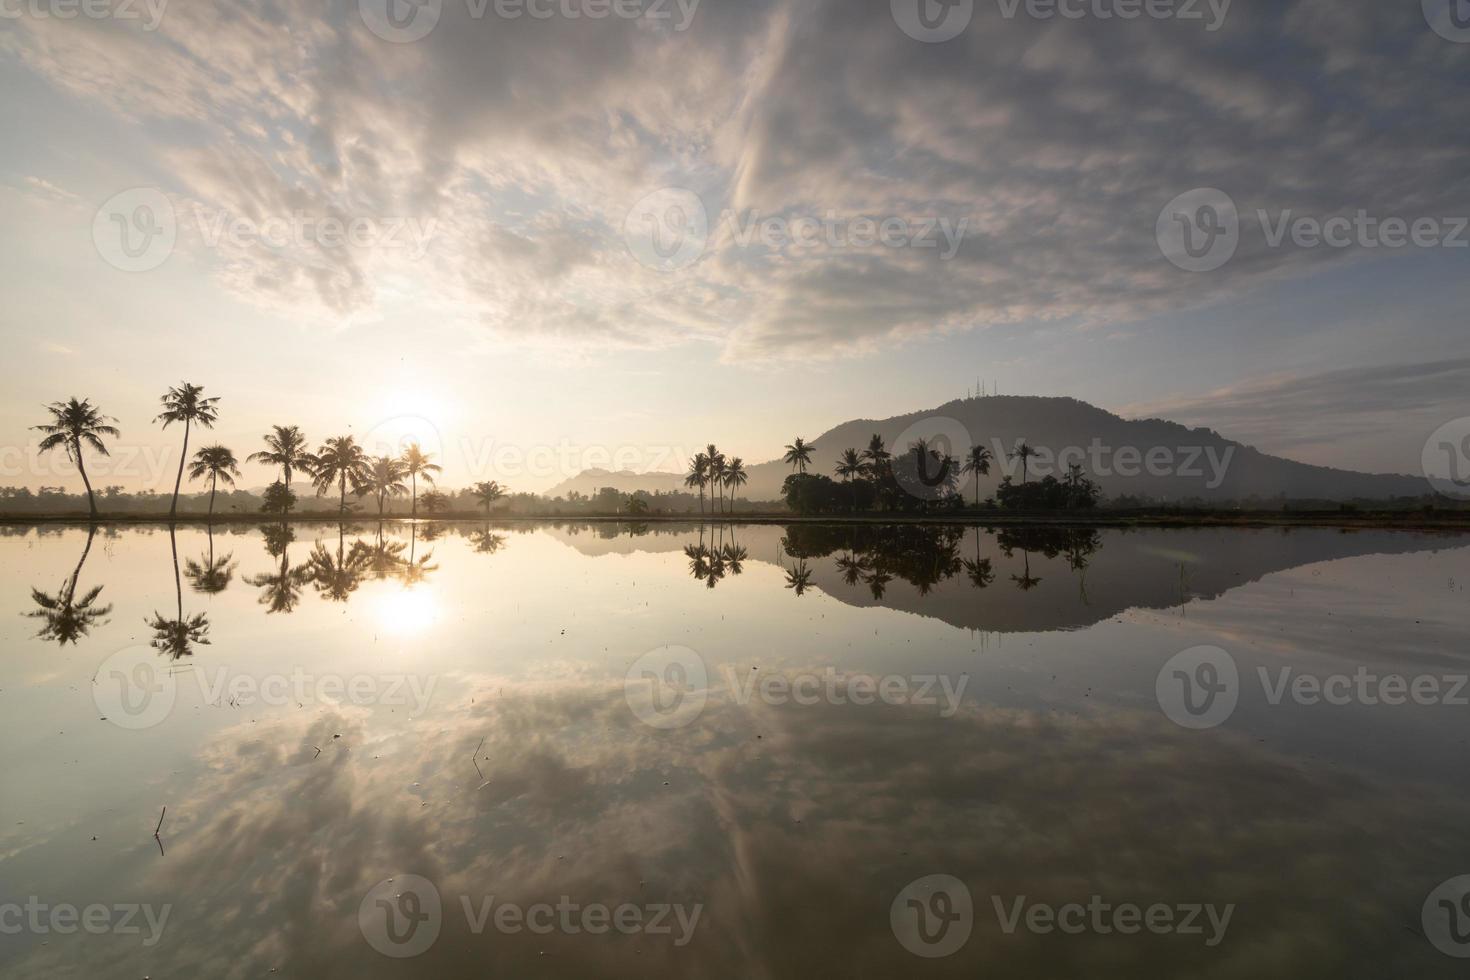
544,468,687,499
548,396,1426,504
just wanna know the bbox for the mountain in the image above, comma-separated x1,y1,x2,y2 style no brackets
549,396,1427,504
544,468,687,499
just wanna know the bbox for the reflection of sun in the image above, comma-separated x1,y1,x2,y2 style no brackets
376,587,440,636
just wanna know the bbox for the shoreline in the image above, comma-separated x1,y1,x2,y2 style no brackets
3,511,1469,532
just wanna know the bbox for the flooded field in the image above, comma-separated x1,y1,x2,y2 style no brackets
2,521,1469,978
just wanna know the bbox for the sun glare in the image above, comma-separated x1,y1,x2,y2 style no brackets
374,586,440,636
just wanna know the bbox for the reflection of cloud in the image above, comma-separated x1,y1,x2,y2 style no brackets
10,677,1466,978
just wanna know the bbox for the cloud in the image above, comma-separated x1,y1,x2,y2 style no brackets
3,0,1467,359
1121,357,1470,468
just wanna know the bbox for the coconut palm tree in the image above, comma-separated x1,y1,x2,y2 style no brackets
860,434,890,476
247,425,314,497
1009,442,1038,484
311,436,371,514
188,445,240,521
836,448,864,511
399,443,442,517
27,526,112,645
684,453,709,517
960,445,993,506
362,455,409,517
705,445,726,514
32,398,120,519
473,480,506,517
783,437,814,475
724,457,748,514
156,383,220,520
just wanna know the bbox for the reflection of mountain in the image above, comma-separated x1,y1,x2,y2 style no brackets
547,523,1466,633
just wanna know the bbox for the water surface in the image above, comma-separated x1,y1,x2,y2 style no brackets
2,521,1468,977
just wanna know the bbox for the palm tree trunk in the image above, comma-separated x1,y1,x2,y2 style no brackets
169,419,191,520
208,472,218,520
411,473,418,518
974,473,980,507
74,438,98,520
169,525,182,619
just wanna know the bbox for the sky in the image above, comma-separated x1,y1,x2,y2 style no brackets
1,0,1467,493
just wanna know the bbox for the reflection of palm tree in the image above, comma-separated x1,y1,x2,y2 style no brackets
1011,551,1042,591
471,526,506,554
783,437,814,475
307,524,372,602
784,560,814,596
684,542,711,584
398,524,439,586
27,525,112,644
188,445,241,521
312,436,371,514
836,552,870,587
362,525,409,579
863,568,892,599
721,543,748,577
184,527,236,594
32,398,120,520
155,383,221,520
961,528,995,588
400,443,442,518
245,525,313,613
147,526,211,659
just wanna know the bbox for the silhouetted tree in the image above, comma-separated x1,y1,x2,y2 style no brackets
783,437,815,475
400,443,442,517
188,444,240,521
312,435,371,514
156,383,220,520
32,398,119,519
247,425,314,503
